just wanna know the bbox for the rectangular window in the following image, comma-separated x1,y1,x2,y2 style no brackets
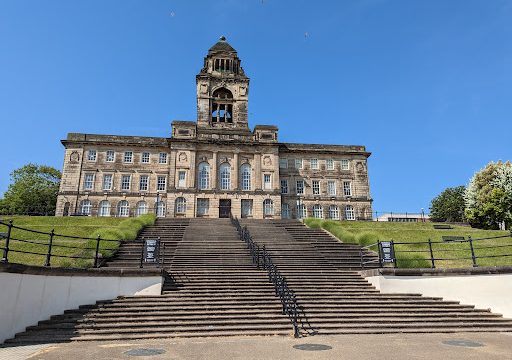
124,151,133,163
102,174,113,190
157,176,166,191
178,171,186,188
84,174,94,190
326,159,334,170
328,180,336,196
106,150,115,162
87,150,97,161
280,180,288,194
341,159,349,170
296,180,304,195
312,180,320,195
311,159,318,170
141,152,150,164
121,175,131,191
197,198,209,216
343,181,352,196
159,152,168,164
295,158,303,169
263,174,272,190
279,158,288,169
139,175,149,191
241,199,253,217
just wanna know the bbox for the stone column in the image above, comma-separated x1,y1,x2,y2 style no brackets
169,150,176,189
189,151,196,188
233,153,239,190
255,153,262,190
211,151,218,189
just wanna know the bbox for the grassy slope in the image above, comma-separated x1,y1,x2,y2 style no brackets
305,219,511,268
0,215,155,267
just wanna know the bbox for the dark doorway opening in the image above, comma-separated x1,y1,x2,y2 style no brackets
219,199,231,218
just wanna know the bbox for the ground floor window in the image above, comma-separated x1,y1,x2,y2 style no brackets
136,201,147,216
197,198,209,216
281,203,290,219
79,200,92,215
296,204,307,219
175,197,186,214
117,200,130,217
328,205,339,220
313,204,323,219
99,200,110,217
345,205,355,220
156,201,166,217
241,199,253,218
263,199,274,216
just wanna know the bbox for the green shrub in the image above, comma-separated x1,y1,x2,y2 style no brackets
356,232,380,247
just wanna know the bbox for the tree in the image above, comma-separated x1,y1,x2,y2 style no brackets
464,161,512,230
429,186,466,222
0,164,61,215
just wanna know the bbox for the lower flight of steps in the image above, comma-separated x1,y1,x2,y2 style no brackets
241,219,512,335
101,218,190,269
5,219,294,344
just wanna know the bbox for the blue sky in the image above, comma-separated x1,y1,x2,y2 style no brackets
1,0,511,213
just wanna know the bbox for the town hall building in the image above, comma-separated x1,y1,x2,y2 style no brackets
56,37,373,220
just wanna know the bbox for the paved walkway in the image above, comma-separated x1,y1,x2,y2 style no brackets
2,333,512,360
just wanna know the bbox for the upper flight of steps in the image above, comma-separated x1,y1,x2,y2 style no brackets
5,219,293,344
241,219,512,335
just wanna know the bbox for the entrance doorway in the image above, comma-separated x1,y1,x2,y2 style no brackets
219,199,231,218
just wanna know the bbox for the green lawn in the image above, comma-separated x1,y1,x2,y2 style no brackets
0,215,155,268
305,218,512,268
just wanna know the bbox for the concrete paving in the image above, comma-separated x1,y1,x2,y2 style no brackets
2,333,512,360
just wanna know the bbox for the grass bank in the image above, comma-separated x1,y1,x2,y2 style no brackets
304,219,511,268
0,215,156,268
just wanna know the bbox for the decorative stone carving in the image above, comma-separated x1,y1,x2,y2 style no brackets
356,161,366,173
263,156,272,167
178,152,188,163
70,151,80,163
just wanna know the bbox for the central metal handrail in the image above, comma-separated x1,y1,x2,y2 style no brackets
230,213,300,338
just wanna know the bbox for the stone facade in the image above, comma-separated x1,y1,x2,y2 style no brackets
56,37,373,220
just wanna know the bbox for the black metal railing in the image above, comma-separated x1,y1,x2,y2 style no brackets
0,219,160,268
230,213,300,337
360,232,512,269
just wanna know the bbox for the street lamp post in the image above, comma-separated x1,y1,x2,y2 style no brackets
156,193,161,217
421,208,425,223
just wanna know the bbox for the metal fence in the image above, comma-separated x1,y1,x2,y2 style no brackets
0,219,162,268
361,232,512,269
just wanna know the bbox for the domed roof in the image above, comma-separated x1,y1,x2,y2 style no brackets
208,36,237,54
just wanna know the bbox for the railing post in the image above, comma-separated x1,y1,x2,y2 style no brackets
262,245,267,270
256,244,260,269
377,240,382,267
140,237,145,269
94,235,101,268
1,220,13,263
360,247,364,269
428,238,435,269
468,236,478,267
44,229,55,267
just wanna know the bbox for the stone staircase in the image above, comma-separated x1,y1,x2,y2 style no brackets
5,218,512,344
241,219,512,335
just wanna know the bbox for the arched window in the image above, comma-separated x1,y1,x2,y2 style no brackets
175,197,186,214
219,163,231,190
117,200,130,217
79,200,92,216
156,201,166,217
281,203,290,219
296,204,307,219
263,199,274,216
313,204,323,219
99,200,111,217
345,205,355,220
198,162,210,190
63,202,70,216
240,163,251,191
211,88,233,123
136,201,147,216
329,205,339,220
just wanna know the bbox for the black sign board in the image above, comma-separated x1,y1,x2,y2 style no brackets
379,241,395,264
143,239,160,264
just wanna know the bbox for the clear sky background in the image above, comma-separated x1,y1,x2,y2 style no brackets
1,0,511,214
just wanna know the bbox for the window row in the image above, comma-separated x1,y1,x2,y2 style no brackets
86,150,168,164
79,200,166,217
196,162,273,191
279,158,350,171
83,174,167,192
280,180,352,196
280,204,356,220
